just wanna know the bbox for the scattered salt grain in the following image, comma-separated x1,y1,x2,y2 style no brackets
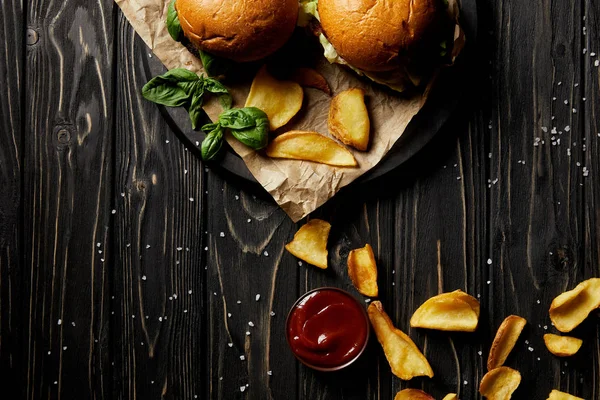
58,319,62,325
227,313,232,318
219,232,225,237
267,371,273,376
246,331,251,336
240,386,246,393
248,321,255,327
240,355,245,361
270,311,276,317
111,209,116,215
228,343,233,347
487,259,492,265
263,251,269,257
142,275,146,281
189,198,194,202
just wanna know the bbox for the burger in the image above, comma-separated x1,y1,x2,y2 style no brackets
175,0,299,63
299,0,454,92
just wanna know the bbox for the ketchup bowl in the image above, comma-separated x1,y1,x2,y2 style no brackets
285,287,370,372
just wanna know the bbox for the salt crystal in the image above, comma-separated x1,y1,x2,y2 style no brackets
263,251,269,256
58,319,62,325
267,370,272,376
189,198,194,202
487,258,492,265
240,386,246,392
227,313,231,318
270,311,276,317
246,331,251,336
595,60,599,67
248,321,255,327
219,232,225,237
142,275,146,281
228,343,233,347
256,294,261,301
111,209,116,214
240,355,245,361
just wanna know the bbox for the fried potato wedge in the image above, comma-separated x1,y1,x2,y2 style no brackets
328,88,371,151
549,278,600,332
266,131,358,167
547,389,584,400
479,367,521,400
245,66,304,130
285,219,331,269
368,301,434,380
410,290,480,332
442,394,459,400
487,315,527,370
394,389,434,400
543,334,583,357
290,67,331,95
347,244,378,297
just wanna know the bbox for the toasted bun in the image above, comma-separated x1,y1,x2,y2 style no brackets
176,0,298,62
318,0,443,72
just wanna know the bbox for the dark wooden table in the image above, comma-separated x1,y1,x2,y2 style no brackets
2,0,600,399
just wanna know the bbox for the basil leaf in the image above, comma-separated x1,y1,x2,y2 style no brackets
228,108,270,150
201,127,224,161
167,0,183,42
187,92,207,130
199,50,234,78
218,108,258,130
201,122,220,132
142,68,199,107
203,78,233,110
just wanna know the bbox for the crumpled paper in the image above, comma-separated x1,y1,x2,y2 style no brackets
115,0,464,222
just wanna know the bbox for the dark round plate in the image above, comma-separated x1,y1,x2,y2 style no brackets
144,0,477,186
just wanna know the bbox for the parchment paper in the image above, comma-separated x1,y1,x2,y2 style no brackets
115,0,464,222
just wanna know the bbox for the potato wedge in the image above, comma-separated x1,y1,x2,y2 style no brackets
543,334,583,357
394,389,434,400
245,66,304,130
487,315,527,370
265,131,358,167
479,367,521,400
549,278,600,332
290,67,331,95
410,290,480,332
328,88,371,151
442,394,459,400
285,219,331,269
347,244,378,297
547,389,584,400
368,301,434,380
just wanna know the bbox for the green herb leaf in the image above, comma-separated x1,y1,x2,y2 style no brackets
167,0,183,42
223,107,270,150
199,50,234,78
201,126,224,161
142,68,199,107
201,123,220,132
187,91,208,130
203,78,233,110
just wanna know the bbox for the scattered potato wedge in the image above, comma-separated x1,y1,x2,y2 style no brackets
394,389,434,400
290,67,331,95
245,66,304,130
442,394,459,400
549,278,600,332
547,389,584,400
368,301,434,380
410,290,480,332
479,367,521,400
328,88,371,151
487,315,527,370
285,219,331,269
265,131,358,167
543,334,583,357
347,244,378,297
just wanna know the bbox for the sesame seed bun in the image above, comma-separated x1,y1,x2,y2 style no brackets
176,0,299,62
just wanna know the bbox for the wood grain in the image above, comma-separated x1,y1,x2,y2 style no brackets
111,19,208,399
3,0,600,399
22,0,115,399
0,0,23,396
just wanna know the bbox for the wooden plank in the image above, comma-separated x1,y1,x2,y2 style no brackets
23,0,115,399
582,2,600,399
204,173,299,399
0,0,23,395
111,20,208,399
486,0,594,398
294,192,396,400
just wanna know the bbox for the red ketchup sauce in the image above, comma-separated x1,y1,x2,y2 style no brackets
286,288,369,369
